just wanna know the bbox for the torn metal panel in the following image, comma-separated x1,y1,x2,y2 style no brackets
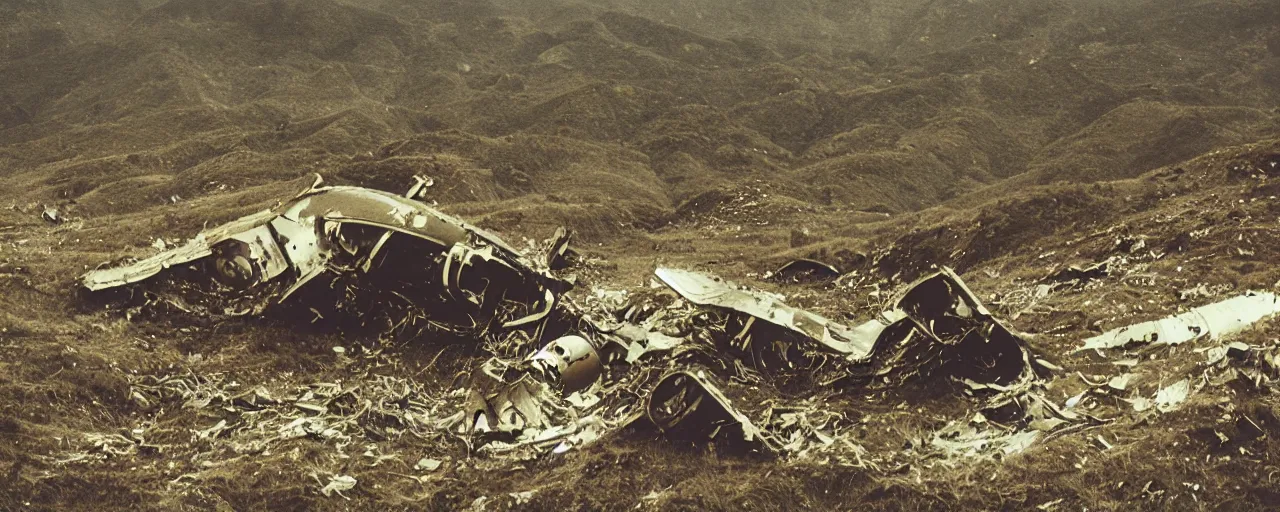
464,378,560,435
893,266,992,328
859,316,946,384
304,186,536,274
647,370,780,454
1153,379,1191,412
82,208,278,291
405,174,434,199
611,323,685,363
268,215,326,278
1078,292,1280,351
890,267,1037,386
950,321,1039,386
284,186,471,249
654,267,876,359
214,224,291,287
543,227,573,271
769,258,840,282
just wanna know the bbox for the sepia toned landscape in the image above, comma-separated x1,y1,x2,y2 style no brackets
2,0,1280,509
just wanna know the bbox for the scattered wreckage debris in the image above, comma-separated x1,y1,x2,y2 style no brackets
79,177,1056,464
8,202,72,225
450,355,615,459
1153,379,1192,413
1042,258,1113,290
1078,292,1280,352
1227,153,1280,180
319,474,358,499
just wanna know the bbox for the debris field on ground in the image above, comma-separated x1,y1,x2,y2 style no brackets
4,0,1280,510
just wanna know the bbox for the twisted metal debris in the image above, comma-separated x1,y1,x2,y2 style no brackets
79,176,1060,467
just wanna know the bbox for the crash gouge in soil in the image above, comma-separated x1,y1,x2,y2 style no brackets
81,178,1047,458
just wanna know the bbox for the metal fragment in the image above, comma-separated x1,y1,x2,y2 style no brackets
647,370,780,454
770,258,840,282
1079,292,1280,351
529,335,603,395
654,267,878,359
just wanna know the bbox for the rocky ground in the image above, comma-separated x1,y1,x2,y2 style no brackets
2,0,1280,509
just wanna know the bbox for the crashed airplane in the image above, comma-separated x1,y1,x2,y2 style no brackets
81,176,1047,458
82,175,572,341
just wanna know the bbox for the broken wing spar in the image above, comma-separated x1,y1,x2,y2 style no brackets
81,208,280,292
1078,291,1280,352
654,267,884,360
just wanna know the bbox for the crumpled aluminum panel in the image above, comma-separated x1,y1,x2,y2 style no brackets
81,209,277,291
654,267,879,359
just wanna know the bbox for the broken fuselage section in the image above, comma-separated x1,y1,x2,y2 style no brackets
654,266,1035,387
644,266,1040,452
82,177,570,339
